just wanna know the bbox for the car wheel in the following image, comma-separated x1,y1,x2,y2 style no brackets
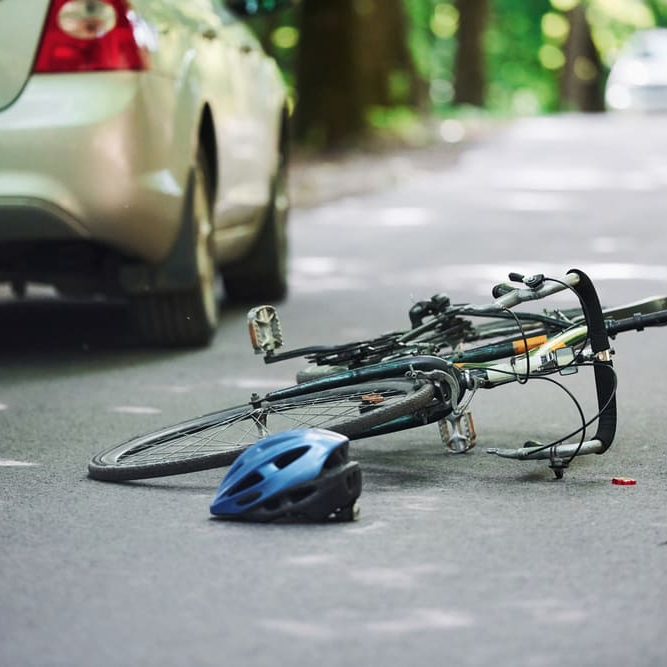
132,149,219,346
222,146,289,303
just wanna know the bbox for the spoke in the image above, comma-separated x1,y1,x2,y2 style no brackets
113,387,408,467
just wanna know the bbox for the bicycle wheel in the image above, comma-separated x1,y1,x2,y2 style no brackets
88,379,435,481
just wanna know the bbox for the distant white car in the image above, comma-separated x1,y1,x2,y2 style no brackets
605,28,667,112
0,0,291,346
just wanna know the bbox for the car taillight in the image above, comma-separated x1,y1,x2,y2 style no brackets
33,0,151,73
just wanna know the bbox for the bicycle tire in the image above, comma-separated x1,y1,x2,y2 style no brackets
88,379,435,481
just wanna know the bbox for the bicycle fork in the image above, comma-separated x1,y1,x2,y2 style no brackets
406,367,478,453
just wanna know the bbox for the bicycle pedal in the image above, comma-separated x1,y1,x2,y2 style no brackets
439,411,477,453
247,305,283,354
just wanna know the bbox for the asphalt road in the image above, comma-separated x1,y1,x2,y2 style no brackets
2,113,667,667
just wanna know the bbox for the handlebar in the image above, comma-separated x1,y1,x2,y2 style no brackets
467,272,581,313
487,268,617,476
567,268,616,453
606,309,667,335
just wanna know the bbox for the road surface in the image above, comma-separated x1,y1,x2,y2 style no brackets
1,113,666,667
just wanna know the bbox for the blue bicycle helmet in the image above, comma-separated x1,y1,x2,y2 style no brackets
210,429,361,522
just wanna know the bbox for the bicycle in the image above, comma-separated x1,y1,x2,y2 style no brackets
88,268,667,482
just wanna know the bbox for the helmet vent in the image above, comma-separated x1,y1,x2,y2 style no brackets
273,446,309,469
228,471,264,496
322,444,348,470
262,496,282,511
237,491,262,507
288,485,316,504
346,469,360,490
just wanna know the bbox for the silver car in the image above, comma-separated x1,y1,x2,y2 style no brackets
605,28,667,112
0,0,290,346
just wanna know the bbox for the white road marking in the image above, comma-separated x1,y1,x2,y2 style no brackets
0,460,37,467
591,236,621,254
366,608,475,633
377,206,434,226
291,260,667,295
258,618,334,640
109,406,162,415
146,384,194,394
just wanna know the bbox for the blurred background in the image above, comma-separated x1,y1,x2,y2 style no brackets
251,0,667,152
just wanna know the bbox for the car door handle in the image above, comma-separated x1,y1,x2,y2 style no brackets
239,44,254,54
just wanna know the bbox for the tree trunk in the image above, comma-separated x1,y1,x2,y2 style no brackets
560,5,604,112
453,0,488,107
293,0,364,150
293,0,423,151
355,0,425,110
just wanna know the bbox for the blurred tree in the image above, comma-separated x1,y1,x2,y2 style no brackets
292,0,423,150
293,0,362,149
452,0,489,106
357,0,426,109
488,0,555,113
560,3,604,111
242,0,667,148
645,0,667,25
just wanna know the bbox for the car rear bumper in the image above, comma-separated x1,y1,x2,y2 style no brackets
606,82,667,112
0,72,190,263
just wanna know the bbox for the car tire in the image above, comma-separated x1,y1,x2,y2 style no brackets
222,145,289,303
132,148,219,347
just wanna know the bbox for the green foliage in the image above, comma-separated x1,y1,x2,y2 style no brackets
404,1,457,109
588,0,656,65
402,0,667,114
243,0,667,140
240,5,301,93
487,0,558,112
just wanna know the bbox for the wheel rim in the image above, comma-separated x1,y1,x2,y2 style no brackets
94,383,424,470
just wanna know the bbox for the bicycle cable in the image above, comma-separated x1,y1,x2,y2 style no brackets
503,306,531,385
482,362,618,464
544,275,593,363
527,362,618,464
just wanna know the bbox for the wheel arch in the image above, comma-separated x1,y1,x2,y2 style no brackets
120,102,217,296
279,104,290,161
197,104,218,200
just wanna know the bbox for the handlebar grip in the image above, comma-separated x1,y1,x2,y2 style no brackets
491,283,514,298
606,309,667,335
409,301,429,327
567,268,616,452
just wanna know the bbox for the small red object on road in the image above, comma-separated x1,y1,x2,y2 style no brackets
611,477,636,485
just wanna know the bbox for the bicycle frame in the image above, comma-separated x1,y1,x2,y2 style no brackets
88,268,667,483
250,269,621,478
